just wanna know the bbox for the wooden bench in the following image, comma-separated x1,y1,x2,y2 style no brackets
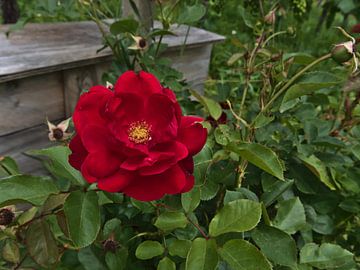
0,21,224,174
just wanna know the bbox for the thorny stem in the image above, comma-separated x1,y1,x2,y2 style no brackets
261,203,271,226
13,252,28,270
186,214,210,240
238,32,266,122
253,53,332,124
153,203,210,240
262,30,287,47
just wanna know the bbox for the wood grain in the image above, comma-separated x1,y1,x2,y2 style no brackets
0,73,65,136
0,21,224,82
0,123,55,175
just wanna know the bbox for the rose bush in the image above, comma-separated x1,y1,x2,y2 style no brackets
68,71,207,201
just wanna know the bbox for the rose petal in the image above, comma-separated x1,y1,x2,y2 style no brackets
81,151,120,179
81,125,116,153
139,142,188,175
178,116,207,155
98,169,133,192
69,135,88,170
181,175,195,193
146,94,178,142
73,86,113,132
179,156,194,174
115,71,162,97
123,165,187,201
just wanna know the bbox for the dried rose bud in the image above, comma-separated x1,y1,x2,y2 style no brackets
331,41,355,64
47,118,72,142
128,36,148,51
103,239,119,253
106,82,114,90
0,208,14,226
264,10,276,25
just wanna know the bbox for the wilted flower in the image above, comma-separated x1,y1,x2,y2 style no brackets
128,35,148,51
264,9,276,25
47,118,72,142
103,239,119,253
0,207,15,227
106,81,114,90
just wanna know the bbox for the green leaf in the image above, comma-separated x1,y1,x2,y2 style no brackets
300,243,354,269
2,240,20,263
218,239,272,270
209,199,262,237
351,144,360,160
105,248,128,270
190,90,222,120
254,113,275,129
0,175,59,206
283,52,316,65
273,197,306,234
29,146,86,186
17,207,38,225
227,143,284,180
200,180,219,201
131,198,155,213
252,225,297,267
182,187,200,213
78,247,107,270
261,179,294,207
194,145,212,186
223,188,259,204
177,4,207,24
168,239,192,258
110,19,139,35
0,157,19,175
297,154,336,190
158,257,176,270
149,29,177,38
63,191,100,248
26,219,59,268
103,218,121,239
280,72,341,112
135,241,164,260
154,211,188,231
41,193,69,214
185,238,218,270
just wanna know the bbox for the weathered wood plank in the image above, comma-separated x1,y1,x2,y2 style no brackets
0,73,65,136
0,123,55,175
63,62,111,116
164,45,213,91
0,21,224,82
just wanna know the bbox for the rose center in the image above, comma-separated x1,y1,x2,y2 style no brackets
128,121,152,144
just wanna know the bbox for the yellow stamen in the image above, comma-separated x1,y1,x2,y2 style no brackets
128,121,152,144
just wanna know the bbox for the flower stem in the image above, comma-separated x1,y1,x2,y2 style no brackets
252,53,332,124
186,214,210,240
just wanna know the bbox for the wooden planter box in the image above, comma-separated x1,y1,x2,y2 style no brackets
0,21,224,174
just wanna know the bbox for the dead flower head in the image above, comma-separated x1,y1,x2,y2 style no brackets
47,118,72,142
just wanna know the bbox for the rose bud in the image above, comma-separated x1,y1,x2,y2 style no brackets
0,208,14,226
47,118,72,142
331,41,355,64
264,9,276,25
128,35,148,51
103,239,119,253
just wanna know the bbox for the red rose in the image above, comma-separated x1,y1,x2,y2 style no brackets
69,71,207,201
